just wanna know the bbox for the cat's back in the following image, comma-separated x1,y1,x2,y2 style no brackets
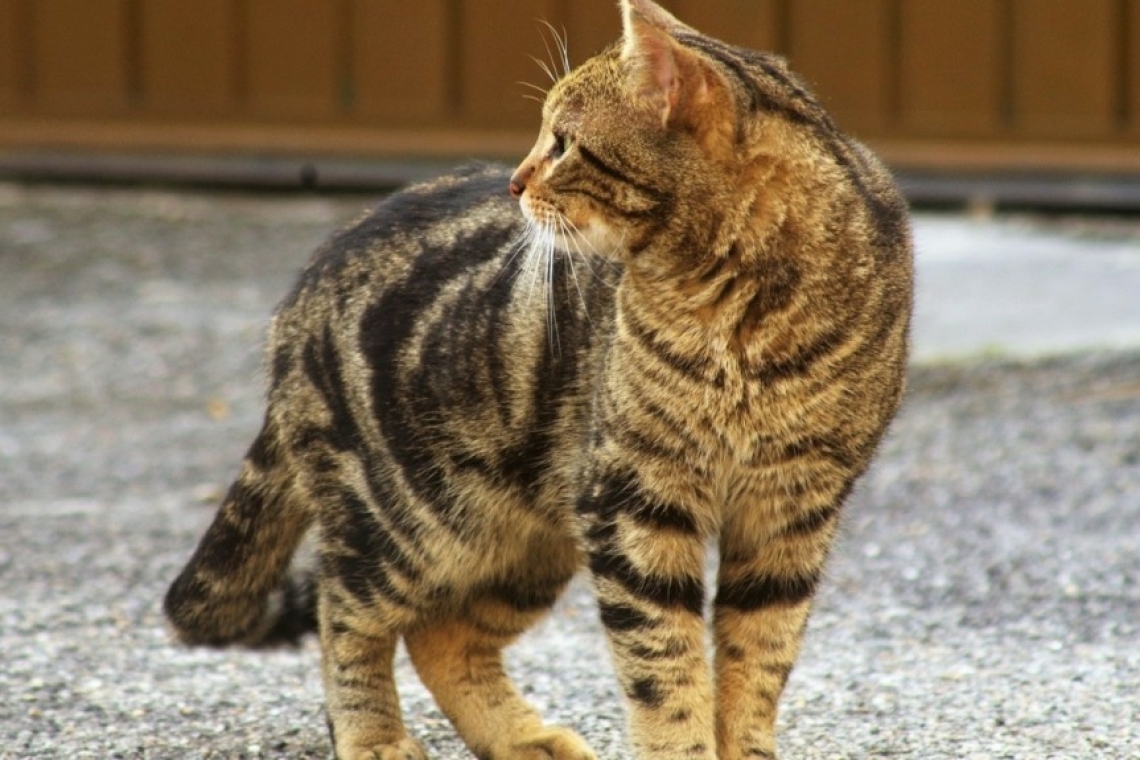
280,164,522,321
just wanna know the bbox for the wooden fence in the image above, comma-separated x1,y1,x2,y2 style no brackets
1,0,1139,172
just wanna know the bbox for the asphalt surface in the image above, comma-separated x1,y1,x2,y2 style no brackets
1,183,1138,759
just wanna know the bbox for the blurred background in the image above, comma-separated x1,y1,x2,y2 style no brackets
1,0,1139,203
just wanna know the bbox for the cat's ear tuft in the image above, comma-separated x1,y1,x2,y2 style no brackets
621,4,714,129
620,0,689,34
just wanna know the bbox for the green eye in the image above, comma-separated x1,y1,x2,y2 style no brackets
550,132,567,159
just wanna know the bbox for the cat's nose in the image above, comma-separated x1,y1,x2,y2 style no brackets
509,165,534,198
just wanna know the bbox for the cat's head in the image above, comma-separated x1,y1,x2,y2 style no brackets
510,0,829,269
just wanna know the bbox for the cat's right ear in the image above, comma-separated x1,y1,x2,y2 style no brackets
620,0,717,130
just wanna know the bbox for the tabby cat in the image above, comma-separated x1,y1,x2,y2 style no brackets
164,1,912,758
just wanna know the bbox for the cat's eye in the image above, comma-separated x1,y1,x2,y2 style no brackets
549,132,568,160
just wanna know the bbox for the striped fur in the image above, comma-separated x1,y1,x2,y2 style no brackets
164,1,912,758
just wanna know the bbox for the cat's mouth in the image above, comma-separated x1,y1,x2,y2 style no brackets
519,197,620,260
519,199,583,256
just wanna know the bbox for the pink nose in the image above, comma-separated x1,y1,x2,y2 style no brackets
509,164,534,198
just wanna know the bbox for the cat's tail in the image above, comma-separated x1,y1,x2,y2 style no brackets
164,415,318,647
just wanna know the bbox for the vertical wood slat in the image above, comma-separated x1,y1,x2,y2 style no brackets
563,1,783,70
563,1,619,68
672,0,783,53
32,0,132,115
0,0,25,111
461,0,557,127
245,0,343,120
786,0,894,135
899,0,1004,137
1010,0,1118,137
351,0,450,124
1130,0,1140,134
139,0,237,116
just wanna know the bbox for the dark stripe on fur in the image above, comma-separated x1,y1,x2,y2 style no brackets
780,481,854,537
484,580,567,613
751,327,847,385
577,145,669,206
245,418,279,471
628,676,665,708
624,309,713,384
714,570,821,612
589,545,704,615
193,481,265,576
627,639,690,661
675,33,821,129
598,601,658,632
779,502,841,538
578,469,700,534
337,485,421,583
360,220,518,528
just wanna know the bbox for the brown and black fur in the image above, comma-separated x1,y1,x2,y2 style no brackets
165,1,912,758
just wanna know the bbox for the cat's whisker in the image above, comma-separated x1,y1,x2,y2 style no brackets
538,20,572,78
522,222,552,308
530,55,559,86
498,225,536,286
556,215,593,324
518,80,550,104
546,235,561,355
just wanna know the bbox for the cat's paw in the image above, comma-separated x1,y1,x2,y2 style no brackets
341,737,428,760
507,726,596,760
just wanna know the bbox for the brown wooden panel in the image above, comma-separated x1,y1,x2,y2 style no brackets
1010,0,1117,137
1130,0,1140,134
32,0,131,114
139,0,237,115
245,0,342,120
787,0,894,135
0,0,26,110
563,2,619,67
899,0,1003,137
351,0,449,124
461,0,557,128
563,2,782,70
671,0,783,53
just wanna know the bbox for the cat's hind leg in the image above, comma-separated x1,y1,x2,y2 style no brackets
320,585,427,760
404,586,595,760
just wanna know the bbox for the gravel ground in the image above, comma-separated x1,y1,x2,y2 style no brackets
1,183,1138,759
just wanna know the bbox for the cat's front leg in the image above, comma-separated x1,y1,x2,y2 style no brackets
581,469,717,760
712,478,847,760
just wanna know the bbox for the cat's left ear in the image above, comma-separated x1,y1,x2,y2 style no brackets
621,0,720,129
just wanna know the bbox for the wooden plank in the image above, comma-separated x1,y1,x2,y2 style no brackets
671,0,783,53
1130,0,1140,134
899,0,1003,136
562,2,782,70
351,0,449,124
786,0,894,135
245,0,342,120
138,0,237,115
31,0,132,114
461,0,557,128
0,0,26,110
563,2,619,67
5,120,1140,175
1010,0,1117,137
